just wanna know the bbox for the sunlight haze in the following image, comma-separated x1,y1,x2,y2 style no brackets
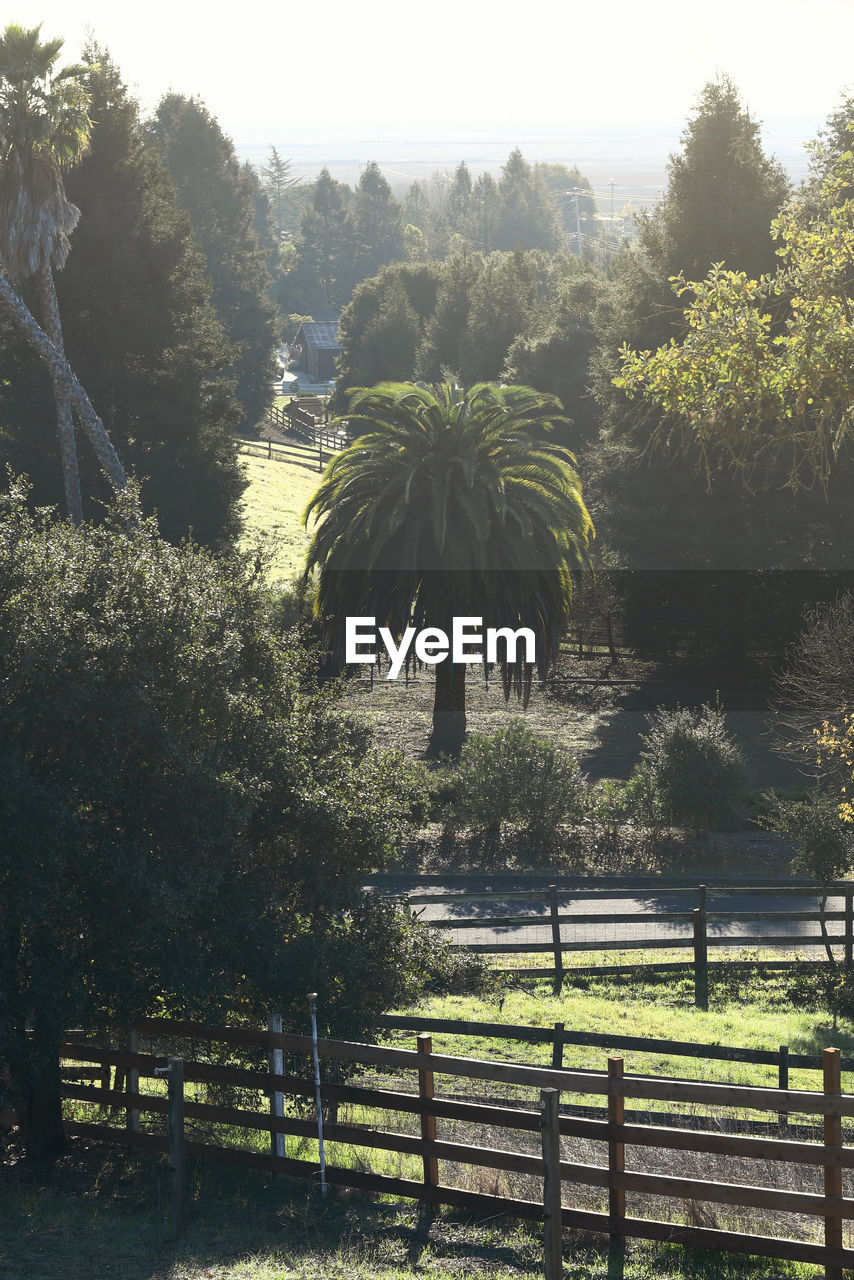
31,0,852,146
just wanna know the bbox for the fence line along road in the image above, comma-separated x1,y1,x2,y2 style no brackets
404,880,854,1005
6,1015,854,1277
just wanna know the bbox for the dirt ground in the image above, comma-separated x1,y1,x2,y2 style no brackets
344,650,806,789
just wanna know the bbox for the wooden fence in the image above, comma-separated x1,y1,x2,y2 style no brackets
6,1016,854,1276
409,882,854,1006
377,1013,854,1123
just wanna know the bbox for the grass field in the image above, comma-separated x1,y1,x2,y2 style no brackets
0,1146,819,1280
396,963,854,1092
238,453,320,584
9,966,851,1278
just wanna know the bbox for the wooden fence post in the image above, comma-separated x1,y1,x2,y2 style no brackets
99,1033,112,1096
608,1056,625,1238
268,1014,285,1161
551,1022,564,1070
777,1044,789,1131
824,1046,843,1280
417,1034,438,1210
693,885,708,1010
845,889,853,971
155,1057,186,1239
126,1028,139,1132
549,886,564,995
540,1088,562,1280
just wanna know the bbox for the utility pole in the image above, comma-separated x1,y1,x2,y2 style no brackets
572,189,583,256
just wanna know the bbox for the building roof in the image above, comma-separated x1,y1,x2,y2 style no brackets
296,320,342,351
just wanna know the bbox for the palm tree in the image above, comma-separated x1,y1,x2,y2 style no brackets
305,381,593,756
0,24,125,520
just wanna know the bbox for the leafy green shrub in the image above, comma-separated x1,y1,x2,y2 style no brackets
0,481,430,1156
446,718,589,840
633,702,749,830
785,959,854,1017
762,789,853,883
405,916,498,996
589,773,660,831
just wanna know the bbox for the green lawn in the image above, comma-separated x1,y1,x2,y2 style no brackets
239,453,320,584
0,1147,817,1280
395,964,854,1093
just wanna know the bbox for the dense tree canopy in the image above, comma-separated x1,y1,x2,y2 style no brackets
0,481,424,1158
615,141,854,495
278,149,602,321
639,74,790,284
0,49,247,545
149,93,277,428
0,24,127,520
292,166,355,311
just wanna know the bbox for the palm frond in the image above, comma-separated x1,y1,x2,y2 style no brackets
306,380,593,668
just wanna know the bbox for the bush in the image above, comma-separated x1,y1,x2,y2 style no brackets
403,914,498,996
446,718,589,841
0,481,429,1157
762,789,853,883
589,773,660,831
633,702,749,830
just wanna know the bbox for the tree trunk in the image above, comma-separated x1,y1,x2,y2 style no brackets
819,890,837,969
37,265,83,524
0,273,127,499
19,1019,66,1160
428,660,466,758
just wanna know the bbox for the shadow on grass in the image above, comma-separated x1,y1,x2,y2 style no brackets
0,1142,823,1280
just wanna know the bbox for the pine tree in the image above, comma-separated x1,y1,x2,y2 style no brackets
496,149,561,252
293,167,354,310
642,74,790,282
0,47,246,545
587,76,794,661
348,161,405,282
150,94,277,429
259,145,301,238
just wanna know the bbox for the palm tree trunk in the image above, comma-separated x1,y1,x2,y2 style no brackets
0,273,127,498
37,265,83,524
429,660,466,758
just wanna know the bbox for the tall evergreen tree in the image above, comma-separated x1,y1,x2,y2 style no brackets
587,76,794,660
0,24,126,520
259,144,301,238
293,166,354,310
458,249,538,383
496,148,561,252
348,160,405,282
415,249,480,382
149,94,277,429
467,172,502,253
641,74,790,283
446,161,473,231
0,47,246,545
335,262,442,408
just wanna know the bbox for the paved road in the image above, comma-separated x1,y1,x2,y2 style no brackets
395,882,847,953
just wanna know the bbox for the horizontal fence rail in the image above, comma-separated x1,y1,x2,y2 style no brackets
376,1013,854,1076
403,881,854,1005
5,1016,854,1276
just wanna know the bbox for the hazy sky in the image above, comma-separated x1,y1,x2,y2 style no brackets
27,0,854,142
